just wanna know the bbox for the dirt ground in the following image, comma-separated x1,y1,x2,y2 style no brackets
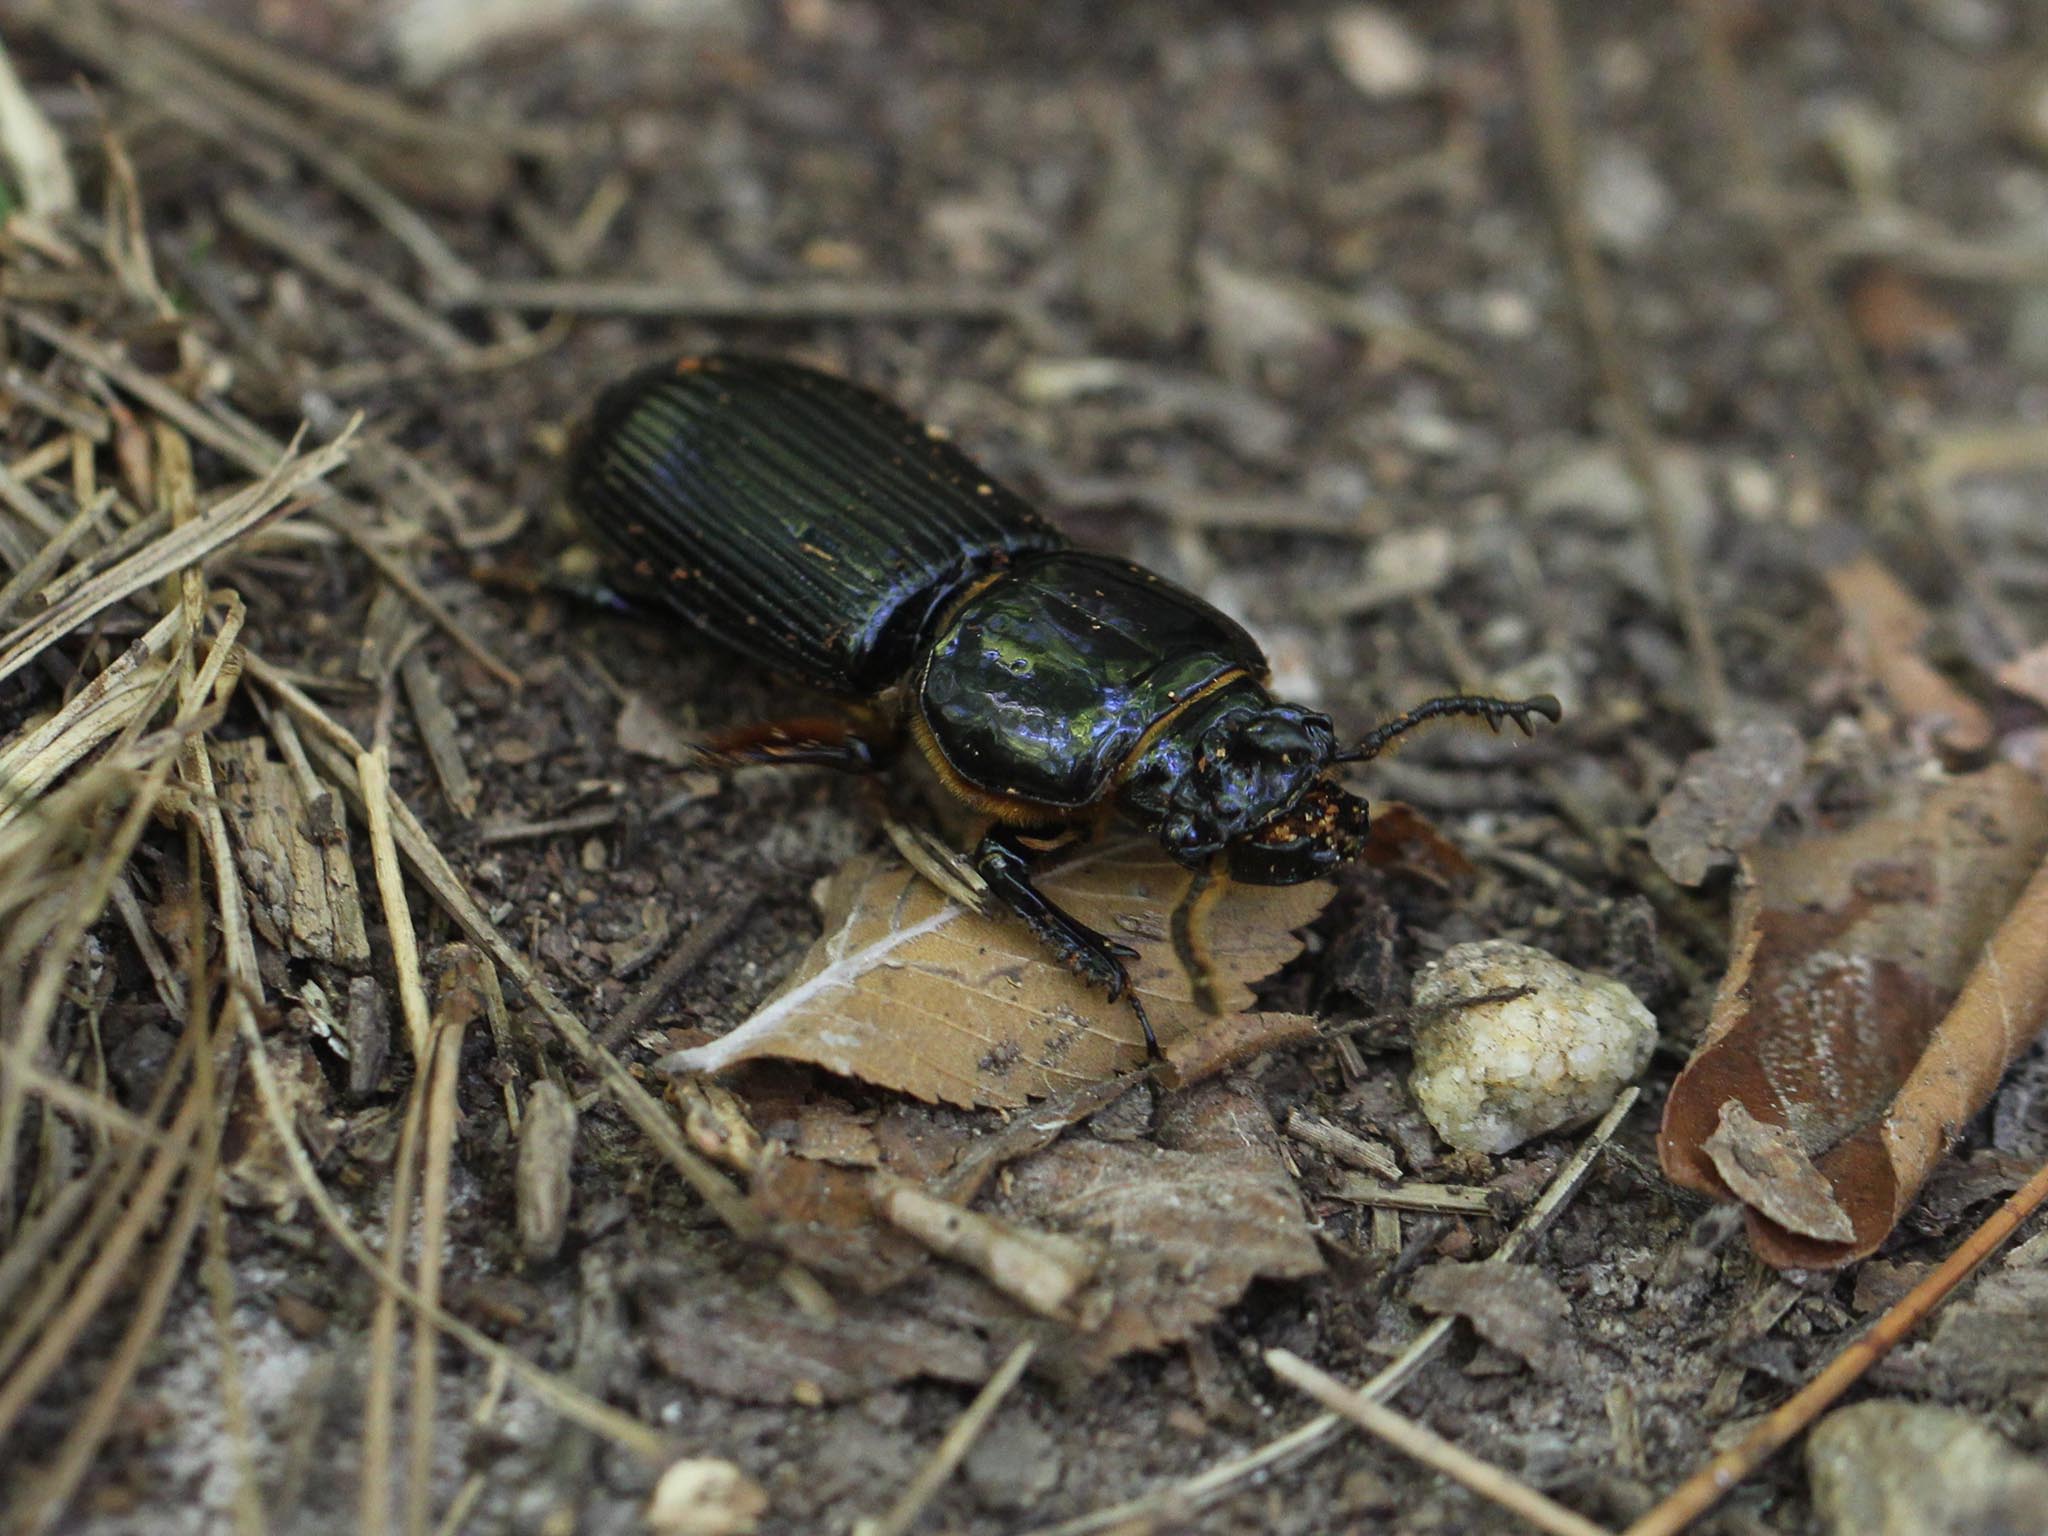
4,1,2048,1533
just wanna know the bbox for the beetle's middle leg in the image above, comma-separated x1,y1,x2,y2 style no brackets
972,826,1158,1057
700,709,900,773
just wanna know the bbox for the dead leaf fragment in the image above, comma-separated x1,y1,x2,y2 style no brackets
1824,555,1992,758
662,843,1332,1109
1407,1261,1573,1377
991,1083,1322,1369
1701,1100,1855,1242
1660,766,2048,1267
1644,720,1805,885
642,1284,988,1404
618,691,703,767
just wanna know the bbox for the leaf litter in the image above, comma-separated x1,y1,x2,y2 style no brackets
661,841,1331,1108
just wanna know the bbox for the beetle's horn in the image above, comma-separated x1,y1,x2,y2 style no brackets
1333,693,1561,765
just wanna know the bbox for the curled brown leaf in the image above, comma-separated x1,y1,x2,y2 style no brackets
1660,766,2048,1268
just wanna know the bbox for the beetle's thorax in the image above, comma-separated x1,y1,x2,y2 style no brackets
1114,677,1338,866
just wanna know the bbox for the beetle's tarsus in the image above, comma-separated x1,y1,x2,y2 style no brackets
975,826,1158,1056
701,714,898,773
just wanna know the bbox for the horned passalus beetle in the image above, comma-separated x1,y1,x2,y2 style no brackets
570,355,1558,1053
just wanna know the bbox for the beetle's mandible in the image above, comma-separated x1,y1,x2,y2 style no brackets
569,354,1559,1054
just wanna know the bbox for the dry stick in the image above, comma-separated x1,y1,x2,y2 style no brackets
201,1179,266,1536
229,997,675,1463
221,190,476,357
362,1044,431,1536
0,953,194,1371
360,748,434,1064
1506,0,1730,733
11,1035,225,1536
1680,0,2022,657
856,1341,1038,1536
244,655,762,1241
99,0,578,159
1023,1088,1639,1536
10,307,524,689
601,894,761,1044
0,711,189,1261
1268,1351,1613,1536
1626,1148,2048,1536
51,7,482,300
0,409,349,684
0,488,116,627
409,979,473,1536
1,758,244,1533
440,275,1022,323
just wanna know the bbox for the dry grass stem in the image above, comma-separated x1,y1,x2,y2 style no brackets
1508,0,1730,732
1681,0,2023,656
1024,1088,1637,1536
1267,1349,1613,1536
410,957,481,1536
856,1341,1038,1536
231,997,675,1463
362,1040,431,1536
101,0,578,158
246,654,764,1239
1626,1149,2048,1536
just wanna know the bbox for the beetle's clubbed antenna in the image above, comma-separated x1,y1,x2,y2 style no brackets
1333,693,1562,765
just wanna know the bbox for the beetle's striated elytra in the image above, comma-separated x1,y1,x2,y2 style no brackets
570,354,1559,1054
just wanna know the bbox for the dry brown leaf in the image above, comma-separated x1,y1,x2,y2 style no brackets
1357,800,1476,887
1660,766,2048,1267
1701,1100,1855,1242
1824,555,1992,758
1406,1261,1573,1377
661,842,1333,1109
991,1082,1322,1369
1644,720,1806,886
641,1281,990,1405
1846,268,1965,359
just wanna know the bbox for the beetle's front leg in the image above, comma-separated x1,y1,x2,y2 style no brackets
700,710,899,773
972,827,1158,1057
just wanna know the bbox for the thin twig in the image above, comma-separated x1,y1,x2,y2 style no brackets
602,894,760,1044
10,306,524,688
221,190,475,357
410,976,473,1536
1508,0,1730,732
856,1342,1038,1536
100,0,579,159
1625,1149,2048,1536
361,1036,429,1536
439,275,1022,323
230,989,676,1463
1021,1088,1638,1536
245,653,763,1241
1267,1350,1613,1536
1681,0,2023,657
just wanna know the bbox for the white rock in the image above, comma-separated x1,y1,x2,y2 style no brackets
645,1458,767,1536
1409,942,1655,1155
1327,6,1432,101
1582,140,1672,257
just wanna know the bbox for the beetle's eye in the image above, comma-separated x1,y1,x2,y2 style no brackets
1161,813,1217,867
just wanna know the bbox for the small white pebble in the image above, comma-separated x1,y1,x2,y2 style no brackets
1409,941,1655,1155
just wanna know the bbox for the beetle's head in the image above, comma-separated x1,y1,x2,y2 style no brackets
1158,703,1343,874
